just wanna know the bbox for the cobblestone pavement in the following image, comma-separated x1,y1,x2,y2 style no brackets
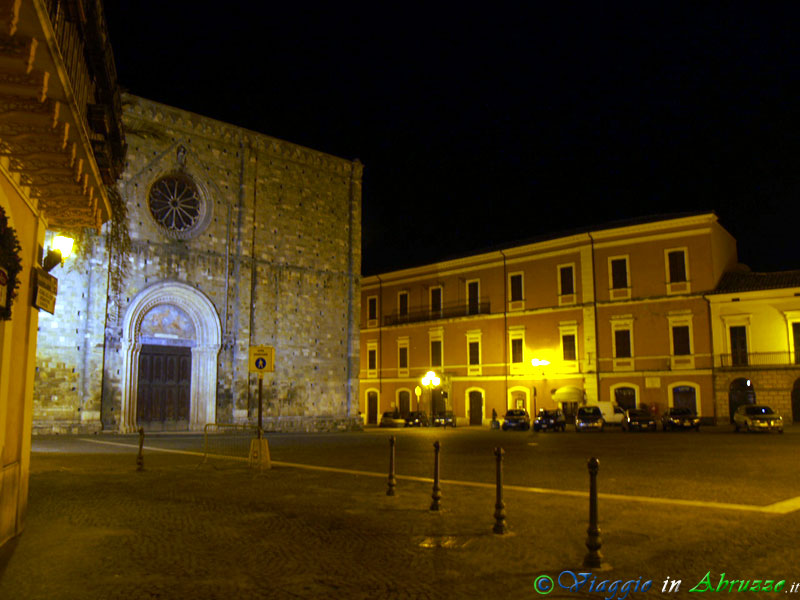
1,435,799,599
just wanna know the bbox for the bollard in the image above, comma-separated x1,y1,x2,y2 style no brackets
136,427,145,471
430,440,441,511
493,447,507,534
386,436,397,496
582,456,606,569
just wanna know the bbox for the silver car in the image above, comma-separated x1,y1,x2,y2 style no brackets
733,404,783,433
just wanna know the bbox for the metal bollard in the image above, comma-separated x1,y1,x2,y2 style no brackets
387,436,397,496
136,427,145,471
493,447,507,534
430,440,441,511
582,456,605,569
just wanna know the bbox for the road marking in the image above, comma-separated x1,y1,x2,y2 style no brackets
77,438,800,515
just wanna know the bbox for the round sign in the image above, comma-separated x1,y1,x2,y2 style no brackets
255,357,267,370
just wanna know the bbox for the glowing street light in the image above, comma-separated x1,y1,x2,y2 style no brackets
531,358,550,367
52,235,74,259
421,371,441,421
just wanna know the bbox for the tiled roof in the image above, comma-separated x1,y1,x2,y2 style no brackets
712,270,800,294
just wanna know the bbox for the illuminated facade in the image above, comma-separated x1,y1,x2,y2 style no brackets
33,95,363,434
359,213,739,425
0,0,125,548
708,271,800,423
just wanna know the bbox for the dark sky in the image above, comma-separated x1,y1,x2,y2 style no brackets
104,2,800,276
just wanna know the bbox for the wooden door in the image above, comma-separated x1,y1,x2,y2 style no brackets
137,344,191,431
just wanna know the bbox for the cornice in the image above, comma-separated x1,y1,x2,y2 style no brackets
122,94,362,180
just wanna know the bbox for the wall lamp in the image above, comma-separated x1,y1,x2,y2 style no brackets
42,235,74,272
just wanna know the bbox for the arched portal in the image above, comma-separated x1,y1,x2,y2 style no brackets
120,281,221,432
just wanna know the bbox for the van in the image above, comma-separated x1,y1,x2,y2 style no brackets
595,402,625,426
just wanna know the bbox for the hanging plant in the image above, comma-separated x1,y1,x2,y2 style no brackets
0,204,23,321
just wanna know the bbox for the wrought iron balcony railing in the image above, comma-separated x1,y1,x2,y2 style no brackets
383,298,491,326
717,351,800,368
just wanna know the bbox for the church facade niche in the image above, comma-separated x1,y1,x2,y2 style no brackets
34,95,363,433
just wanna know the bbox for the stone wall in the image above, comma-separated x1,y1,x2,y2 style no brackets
35,95,362,433
713,367,800,422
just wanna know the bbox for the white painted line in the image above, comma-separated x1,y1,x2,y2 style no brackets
77,438,799,514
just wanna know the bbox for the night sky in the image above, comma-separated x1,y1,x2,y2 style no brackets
104,2,800,276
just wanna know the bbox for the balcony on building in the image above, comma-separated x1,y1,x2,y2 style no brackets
0,0,126,231
384,297,491,326
716,351,800,369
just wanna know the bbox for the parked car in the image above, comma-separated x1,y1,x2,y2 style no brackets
574,406,604,432
501,409,531,431
661,407,701,431
432,411,455,427
733,404,784,433
404,411,429,427
379,411,405,428
622,408,657,432
533,408,566,432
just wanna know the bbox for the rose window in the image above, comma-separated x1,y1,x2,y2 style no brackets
148,175,202,234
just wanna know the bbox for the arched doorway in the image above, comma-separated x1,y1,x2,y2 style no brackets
554,386,583,422
398,390,411,416
366,391,378,425
468,389,484,425
120,281,221,432
792,379,800,423
672,385,698,413
728,378,755,423
614,386,637,411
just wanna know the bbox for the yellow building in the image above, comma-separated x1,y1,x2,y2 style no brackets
359,213,738,425
0,0,124,548
708,271,800,422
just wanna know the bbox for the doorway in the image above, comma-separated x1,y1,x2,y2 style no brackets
728,378,755,423
469,390,483,425
367,391,378,425
137,345,191,431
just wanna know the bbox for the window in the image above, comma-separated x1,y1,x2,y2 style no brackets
430,286,442,316
558,321,579,371
430,340,442,367
397,337,409,376
668,311,695,368
611,258,628,289
562,334,577,361
367,296,377,324
467,280,480,315
672,326,691,355
668,250,687,282
511,338,523,364
730,326,748,366
467,330,482,375
509,325,525,373
794,322,800,365
148,173,208,239
560,265,574,295
367,340,378,377
469,342,480,365
614,329,631,358
398,291,408,317
509,273,523,302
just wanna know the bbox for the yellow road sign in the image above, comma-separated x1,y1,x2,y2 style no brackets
249,345,275,374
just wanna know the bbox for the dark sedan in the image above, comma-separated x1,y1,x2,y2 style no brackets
404,411,429,427
622,408,657,432
661,407,701,431
533,409,566,432
432,411,455,427
502,409,531,431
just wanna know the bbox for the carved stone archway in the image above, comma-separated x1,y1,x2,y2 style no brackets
120,281,221,432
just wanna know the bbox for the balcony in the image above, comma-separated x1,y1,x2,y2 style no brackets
717,352,800,369
384,297,491,326
0,0,125,230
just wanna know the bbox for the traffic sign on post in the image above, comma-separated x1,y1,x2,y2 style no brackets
249,345,275,376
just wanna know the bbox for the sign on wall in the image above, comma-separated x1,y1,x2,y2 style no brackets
33,268,58,314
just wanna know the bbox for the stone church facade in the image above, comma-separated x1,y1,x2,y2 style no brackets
34,94,362,433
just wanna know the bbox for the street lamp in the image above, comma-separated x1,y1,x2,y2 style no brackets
421,370,440,421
